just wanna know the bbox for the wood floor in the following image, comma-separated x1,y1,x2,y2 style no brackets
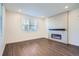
3,38,79,56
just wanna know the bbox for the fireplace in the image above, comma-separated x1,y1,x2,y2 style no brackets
51,34,62,40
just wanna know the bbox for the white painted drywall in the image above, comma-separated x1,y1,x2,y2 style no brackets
47,13,68,29
69,8,79,46
47,12,68,43
0,5,6,56
5,11,48,44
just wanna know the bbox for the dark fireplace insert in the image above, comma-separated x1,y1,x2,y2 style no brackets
51,34,62,40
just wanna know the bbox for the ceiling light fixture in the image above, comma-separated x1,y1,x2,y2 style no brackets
65,6,68,9
41,16,45,18
18,9,22,12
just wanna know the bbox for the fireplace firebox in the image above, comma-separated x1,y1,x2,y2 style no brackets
51,34,62,40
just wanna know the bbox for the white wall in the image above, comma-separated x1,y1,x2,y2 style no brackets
0,5,6,56
47,13,67,29
69,8,79,46
6,11,48,44
47,12,68,43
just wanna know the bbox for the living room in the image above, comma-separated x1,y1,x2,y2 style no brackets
0,3,79,56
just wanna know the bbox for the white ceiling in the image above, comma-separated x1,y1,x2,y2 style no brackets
4,3,79,17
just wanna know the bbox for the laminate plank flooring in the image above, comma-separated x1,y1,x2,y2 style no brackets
3,38,79,56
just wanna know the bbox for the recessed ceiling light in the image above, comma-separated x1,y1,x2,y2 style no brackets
65,6,68,9
18,9,22,12
41,16,45,18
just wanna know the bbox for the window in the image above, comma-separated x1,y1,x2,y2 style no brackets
22,16,38,32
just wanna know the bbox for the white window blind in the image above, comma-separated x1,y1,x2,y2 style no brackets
21,16,38,32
